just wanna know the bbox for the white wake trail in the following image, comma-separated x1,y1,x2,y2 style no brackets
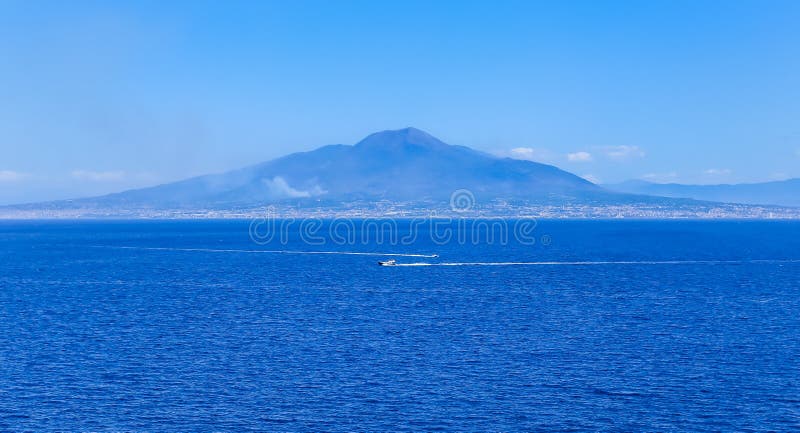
91,246,439,258
392,259,800,267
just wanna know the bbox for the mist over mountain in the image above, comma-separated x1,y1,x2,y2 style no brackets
26,128,612,209
606,179,800,208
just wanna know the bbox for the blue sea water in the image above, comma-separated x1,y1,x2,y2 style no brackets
1,219,799,432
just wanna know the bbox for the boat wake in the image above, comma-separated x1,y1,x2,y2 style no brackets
391,259,800,267
90,247,798,266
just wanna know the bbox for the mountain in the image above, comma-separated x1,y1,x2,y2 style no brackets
606,179,800,208
28,127,611,209
6,127,800,218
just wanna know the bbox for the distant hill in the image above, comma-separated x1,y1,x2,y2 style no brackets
17,128,618,210
606,179,800,207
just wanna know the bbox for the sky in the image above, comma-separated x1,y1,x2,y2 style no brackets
1,0,799,204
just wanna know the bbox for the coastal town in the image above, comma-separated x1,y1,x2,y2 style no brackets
3,199,799,220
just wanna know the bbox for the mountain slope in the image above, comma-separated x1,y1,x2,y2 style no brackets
57,127,606,208
606,179,800,207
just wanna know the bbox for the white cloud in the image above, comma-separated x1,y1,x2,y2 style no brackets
602,145,645,161
581,174,601,184
567,151,593,162
71,170,126,181
0,170,28,182
642,172,679,183
510,147,535,158
263,176,326,199
770,172,790,181
703,168,732,176
507,147,555,162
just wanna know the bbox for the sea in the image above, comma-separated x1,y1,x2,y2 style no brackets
1,219,799,432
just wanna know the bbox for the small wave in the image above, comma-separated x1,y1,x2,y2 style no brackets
591,387,645,397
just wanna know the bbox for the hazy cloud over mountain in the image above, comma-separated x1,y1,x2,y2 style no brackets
567,152,593,162
263,176,326,199
601,146,646,161
0,170,28,182
70,170,127,182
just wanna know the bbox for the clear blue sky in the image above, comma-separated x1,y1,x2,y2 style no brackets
1,0,799,204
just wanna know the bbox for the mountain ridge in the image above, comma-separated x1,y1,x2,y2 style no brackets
606,178,800,207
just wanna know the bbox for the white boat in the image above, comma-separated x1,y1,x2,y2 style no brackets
378,259,397,266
